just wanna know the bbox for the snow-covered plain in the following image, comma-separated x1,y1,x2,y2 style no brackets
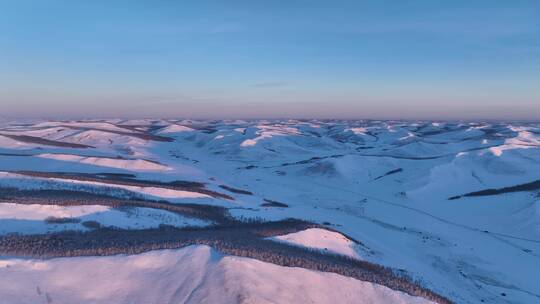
1,119,539,303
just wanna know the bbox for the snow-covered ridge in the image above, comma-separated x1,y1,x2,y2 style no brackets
0,172,211,200
158,124,195,134
270,228,363,259
36,153,170,171
1,119,539,304
0,203,208,235
0,246,434,304
241,124,302,147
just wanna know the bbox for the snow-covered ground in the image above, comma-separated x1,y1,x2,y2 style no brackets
0,172,212,201
0,203,209,234
36,153,170,171
1,119,539,303
270,228,363,259
0,245,433,304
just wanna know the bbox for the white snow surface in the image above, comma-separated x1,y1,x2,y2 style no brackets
36,153,170,171
1,119,540,303
0,203,209,234
158,124,194,133
240,124,301,147
0,172,211,200
0,203,108,220
271,228,362,259
0,246,433,304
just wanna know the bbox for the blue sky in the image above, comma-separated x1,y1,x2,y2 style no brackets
0,0,539,119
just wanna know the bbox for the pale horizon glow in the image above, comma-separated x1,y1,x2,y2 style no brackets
1,1,539,120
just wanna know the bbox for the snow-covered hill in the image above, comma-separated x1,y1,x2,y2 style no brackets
0,245,433,304
1,119,539,304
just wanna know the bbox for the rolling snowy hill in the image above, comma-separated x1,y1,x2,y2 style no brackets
1,119,539,304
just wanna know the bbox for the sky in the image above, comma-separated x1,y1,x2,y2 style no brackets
0,0,539,120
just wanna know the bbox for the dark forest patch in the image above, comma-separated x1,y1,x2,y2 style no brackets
449,180,540,200
0,188,232,225
11,171,232,200
219,185,253,195
374,168,403,181
0,219,450,304
0,134,94,148
261,199,289,208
